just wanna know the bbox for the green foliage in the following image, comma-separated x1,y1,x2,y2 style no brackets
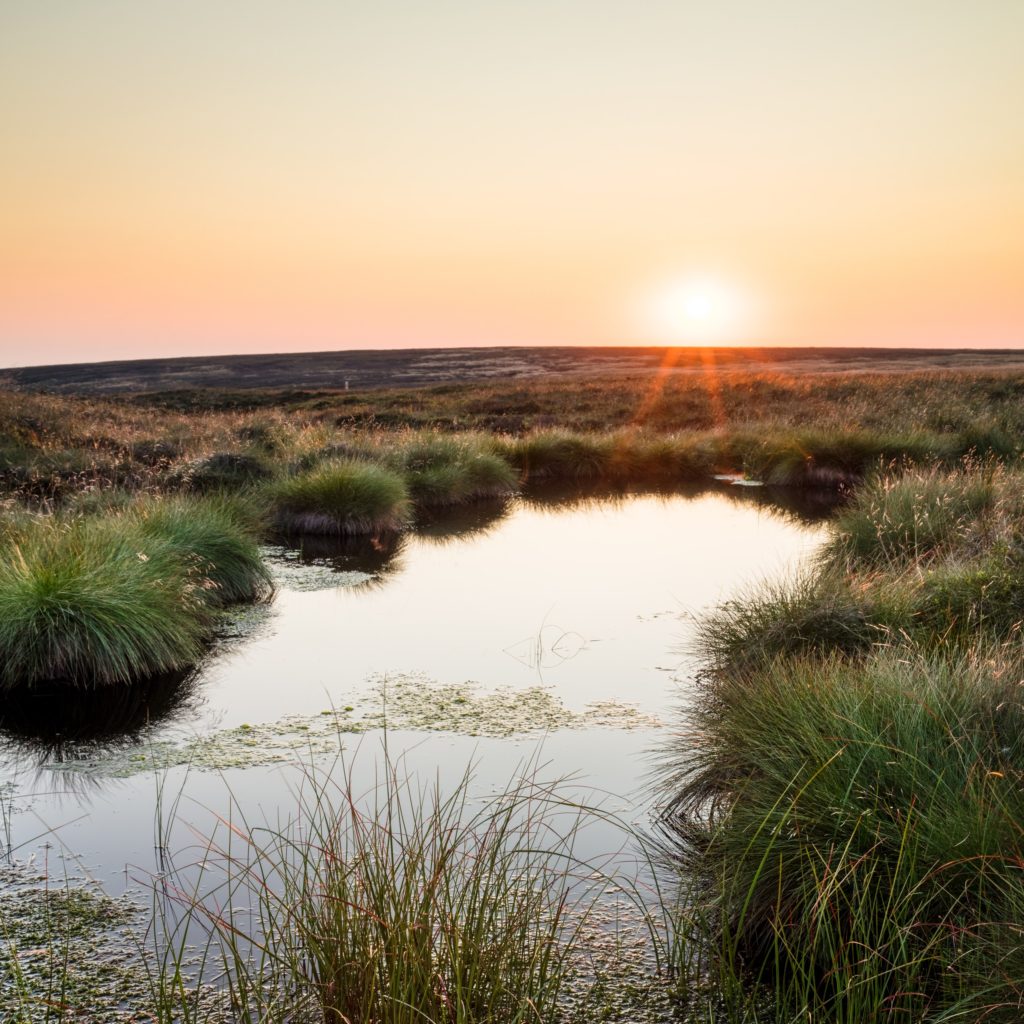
503,430,615,481
828,465,999,567
270,459,412,534
0,493,271,688
662,647,1024,1022
0,515,209,688
151,756,609,1023
394,435,519,508
127,493,272,605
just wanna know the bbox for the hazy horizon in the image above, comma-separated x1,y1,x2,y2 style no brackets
2,1,1023,366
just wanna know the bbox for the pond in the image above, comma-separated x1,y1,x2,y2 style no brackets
0,484,828,914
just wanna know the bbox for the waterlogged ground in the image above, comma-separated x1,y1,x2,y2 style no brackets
0,485,827,1018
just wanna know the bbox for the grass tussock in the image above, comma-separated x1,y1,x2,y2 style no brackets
661,646,1024,1022
699,466,1024,670
662,463,1024,1020
127,493,272,605
394,435,519,508
0,515,209,689
0,494,271,688
270,459,412,535
826,462,1003,568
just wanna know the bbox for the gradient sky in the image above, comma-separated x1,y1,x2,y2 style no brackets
1,1,1022,366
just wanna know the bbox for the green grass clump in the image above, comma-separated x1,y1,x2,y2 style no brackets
394,435,518,508
0,493,273,688
0,516,209,688
741,429,946,487
661,647,1024,1022
695,572,880,672
827,465,999,568
127,493,272,605
270,459,412,535
502,431,615,481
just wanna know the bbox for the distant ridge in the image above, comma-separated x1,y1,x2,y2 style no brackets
4,345,1024,395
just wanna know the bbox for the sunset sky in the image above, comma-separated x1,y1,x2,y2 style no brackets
1,1,1022,367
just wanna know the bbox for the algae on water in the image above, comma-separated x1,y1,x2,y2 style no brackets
45,673,663,778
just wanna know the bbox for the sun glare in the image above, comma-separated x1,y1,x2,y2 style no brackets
637,275,754,344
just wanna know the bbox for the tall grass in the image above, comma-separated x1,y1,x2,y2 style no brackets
150,754,624,1023
826,463,1001,568
661,464,1024,1019
698,467,1024,671
128,493,272,605
270,459,412,535
0,493,273,689
660,646,1024,1022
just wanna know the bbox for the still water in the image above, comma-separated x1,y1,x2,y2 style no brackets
0,485,827,900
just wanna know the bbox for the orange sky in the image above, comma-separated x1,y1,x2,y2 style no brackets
1,1,1023,366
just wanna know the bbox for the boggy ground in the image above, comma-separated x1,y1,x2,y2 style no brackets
4,364,1024,501
8,344,1024,394
4,360,1024,1020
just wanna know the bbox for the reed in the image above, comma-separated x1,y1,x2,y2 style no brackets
149,753,620,1023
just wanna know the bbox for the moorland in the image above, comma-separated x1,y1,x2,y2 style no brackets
3,346,1024,1021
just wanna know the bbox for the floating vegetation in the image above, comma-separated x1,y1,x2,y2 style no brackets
43,673,663,778
261,544,375,592
0,867,149,1022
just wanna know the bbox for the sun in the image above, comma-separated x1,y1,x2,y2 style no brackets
637,274,753,344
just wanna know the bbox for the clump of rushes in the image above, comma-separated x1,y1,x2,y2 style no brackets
395,435,518,508
0,516,209,688
155,756,604,1024
270,459,411,535
660,646,1024,1022
127,493,272,606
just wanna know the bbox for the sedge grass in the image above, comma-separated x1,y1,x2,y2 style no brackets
826,463,1001,568
0,492,273,688
148,751,636,1024
0,515,210,689
269,459,412,535
659,646,1024,1022
394,435,519,509
127,493,272,606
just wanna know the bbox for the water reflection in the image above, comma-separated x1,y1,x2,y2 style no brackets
0,669,200,764
521,477,842,526
414,496,513,545
266,529,408,587
0,486,830,884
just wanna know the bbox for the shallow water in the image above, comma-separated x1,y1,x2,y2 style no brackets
0,485,827,902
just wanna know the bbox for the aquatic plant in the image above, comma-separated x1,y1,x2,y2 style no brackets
151,754,625,1023
270,459,412,535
